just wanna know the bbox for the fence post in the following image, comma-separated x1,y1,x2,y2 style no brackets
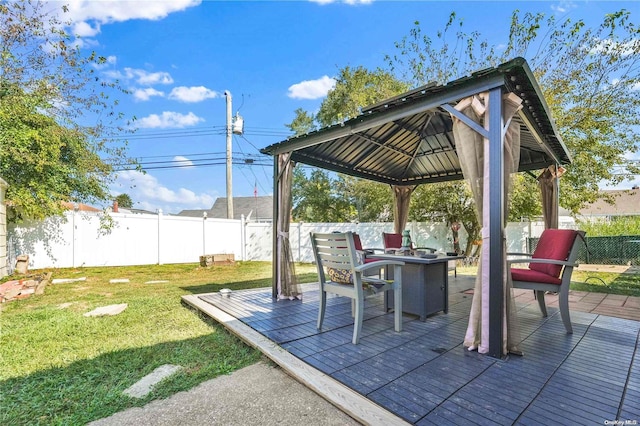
157,209,163,265
298,222,303,262
240,214,246,261
72,208,76,268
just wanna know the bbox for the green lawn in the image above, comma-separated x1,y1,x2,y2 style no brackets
0,261,317,425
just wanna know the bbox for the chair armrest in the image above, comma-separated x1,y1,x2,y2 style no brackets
355,260,405,274
508,258,576,268
507,252,533,257
363,248,385,254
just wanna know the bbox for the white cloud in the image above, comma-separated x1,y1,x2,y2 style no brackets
104,67,173,86
137,111,204,128
551,1,577,14
169,86,221,103
173,156,194,168
72,20,101,37
590,38,640,56
60,0,202,25
111,170,215,213
133,88,165,102
287,75,336,100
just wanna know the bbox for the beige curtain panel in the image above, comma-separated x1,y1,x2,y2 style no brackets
392,185,415,234
453,92,523,356
276,152,301,300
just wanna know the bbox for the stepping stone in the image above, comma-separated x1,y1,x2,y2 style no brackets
84,303,128,317
145,280,169,284
123,364,184,398
109,279,130,283
58,302,74,309
52,277,87,284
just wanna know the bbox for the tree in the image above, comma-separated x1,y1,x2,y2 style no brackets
387,10,640,214
285,108,316,136
315,66,409,127
287,67,408,223
410,182,479,255
115,194,133,209
0,1,132,223
291,168,351,222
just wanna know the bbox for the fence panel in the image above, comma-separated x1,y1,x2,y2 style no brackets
9,211,574,269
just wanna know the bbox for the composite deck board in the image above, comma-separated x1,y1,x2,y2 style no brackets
194,283,639,425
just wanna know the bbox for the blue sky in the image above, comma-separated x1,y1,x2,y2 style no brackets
51,0,639,214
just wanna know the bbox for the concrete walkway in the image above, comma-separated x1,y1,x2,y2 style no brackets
89,362,360,426
92,271,639,426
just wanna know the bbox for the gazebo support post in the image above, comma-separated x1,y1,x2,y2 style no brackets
271,157,279,299
487,87,505,358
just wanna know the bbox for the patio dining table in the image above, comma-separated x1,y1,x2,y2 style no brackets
367,252,464,321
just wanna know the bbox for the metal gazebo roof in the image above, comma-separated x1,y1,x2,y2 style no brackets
261,57,570,185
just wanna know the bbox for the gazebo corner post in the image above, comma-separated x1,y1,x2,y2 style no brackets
271,156,279,299
487,87,505,359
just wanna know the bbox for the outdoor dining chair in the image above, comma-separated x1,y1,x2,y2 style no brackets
310,231,404,344
509,229,585,334
382,232,437,253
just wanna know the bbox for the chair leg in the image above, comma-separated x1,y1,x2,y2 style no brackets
535,290,548,317
317,290,326,330
352,296,364,344
558,287,573,334
393,284,402,333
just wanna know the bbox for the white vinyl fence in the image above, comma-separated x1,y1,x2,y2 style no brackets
7,209,577,271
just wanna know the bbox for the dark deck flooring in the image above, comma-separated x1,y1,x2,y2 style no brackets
196,277,640,425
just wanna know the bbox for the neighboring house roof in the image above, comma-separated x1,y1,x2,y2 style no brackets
210,196,273,221
61,202,101,212
578,188,640,217
177,196,273,221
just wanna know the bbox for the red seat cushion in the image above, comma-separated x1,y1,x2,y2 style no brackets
529,229,578,278
511,268,562,285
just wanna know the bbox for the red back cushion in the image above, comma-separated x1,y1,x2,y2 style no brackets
530,229,578,278
383,233,402,249
353,233,363,251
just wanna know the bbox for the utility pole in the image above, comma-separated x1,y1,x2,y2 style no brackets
224,90,233,219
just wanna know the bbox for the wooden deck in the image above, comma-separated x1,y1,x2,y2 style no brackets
183,276,640,425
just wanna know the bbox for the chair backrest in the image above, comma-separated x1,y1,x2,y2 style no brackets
352,233,364,251
530,229,582,278
310,232,360,284
382,232,403,250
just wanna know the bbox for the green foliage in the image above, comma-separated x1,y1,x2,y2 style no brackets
115,193,134,209
410,181,479,254
338,176,393,223
315,66,409,127
285,108,316,136
387,10,640,214
509,174,542,221
0,0,133,223
292,168,352,222
576,216,640,237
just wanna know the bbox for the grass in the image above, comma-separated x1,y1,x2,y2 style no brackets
0,261,317,425
571,269,640,296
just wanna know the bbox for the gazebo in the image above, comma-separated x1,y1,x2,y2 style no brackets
261,57,571,358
